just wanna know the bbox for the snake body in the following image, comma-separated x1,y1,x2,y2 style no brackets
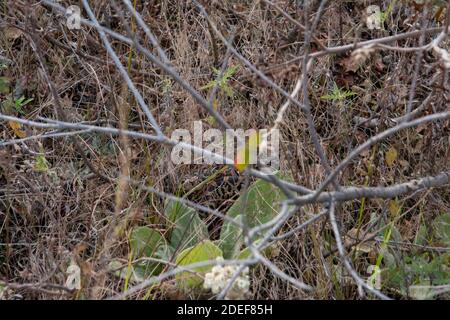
182,165,245,211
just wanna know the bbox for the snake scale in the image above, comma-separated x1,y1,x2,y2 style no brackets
181,165,246,211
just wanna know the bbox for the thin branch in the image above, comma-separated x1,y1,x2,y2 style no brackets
81,0,163,136
328,200,392,300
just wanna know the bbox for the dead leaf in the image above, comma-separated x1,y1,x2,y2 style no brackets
385,146,398,168
388,199,401,217
4,27,23,40
60,94,73,109
8,121,27,138
398,159,410,173
65,262,81,290
343,47,375,72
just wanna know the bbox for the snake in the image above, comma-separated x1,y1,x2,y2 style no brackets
181,165,245,210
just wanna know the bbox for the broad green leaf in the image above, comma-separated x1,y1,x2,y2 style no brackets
165,199,208,250
109,260,148,284
219,214,244,259
133,251,170,279
236,240,273,260
226,174,286,229
175,240,222,288
130,227,170,277
130,226,165,258
383,250,396,268
237,247,251,260
134,244,173,278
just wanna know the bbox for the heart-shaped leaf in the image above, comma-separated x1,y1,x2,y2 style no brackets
226,174,286,229
175,240,222,288
219,214,244,259
129,227,171,277
130,226,165,258
165,199,208,250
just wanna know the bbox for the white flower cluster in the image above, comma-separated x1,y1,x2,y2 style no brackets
203,257,250,299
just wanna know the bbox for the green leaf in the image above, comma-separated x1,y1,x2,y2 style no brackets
34,154,49,172
221,172,291,260
138,245,173,278
237,246,251,260
130,226,165,258
175,240,222,288
432,213,450,246
201,66,238,97
385,147,398,168
219,214,244,259
235,238,275,260
133,245,172,278
390,224,403,242
403,253,449,286
235,239,269,260
200,81,215,91
165,199,209,250
226,174,286,229
321,82,356,102
12,96,33,115
108,259,160,284
130,227,170,277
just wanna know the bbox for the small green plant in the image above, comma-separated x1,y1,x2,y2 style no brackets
162,77,173,95
34,153,49,172
321,82,356,102
379,0,397,25
377,212,450,299
13,95,33,115
113,174,286,291
386,252,449,299
201,65,238,97
2,94,34,115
